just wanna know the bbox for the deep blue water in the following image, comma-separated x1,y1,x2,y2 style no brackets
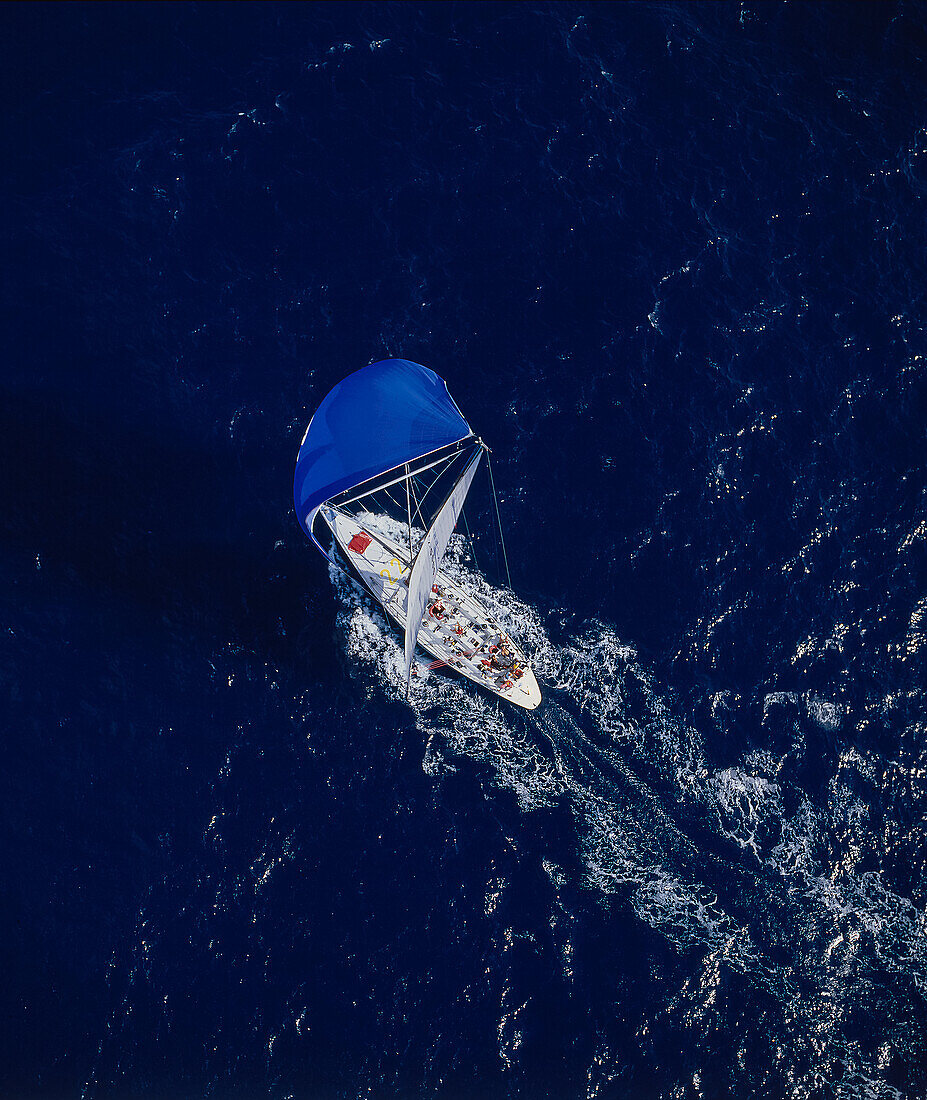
3,2,927,1097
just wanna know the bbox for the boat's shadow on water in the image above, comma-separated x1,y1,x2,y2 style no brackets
0,386,346,1093
0,385,352,869
0,388,334,659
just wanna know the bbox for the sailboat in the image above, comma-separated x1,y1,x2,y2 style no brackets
293,358,542,710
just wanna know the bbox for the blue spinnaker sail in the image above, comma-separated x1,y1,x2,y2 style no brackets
294,359,471,539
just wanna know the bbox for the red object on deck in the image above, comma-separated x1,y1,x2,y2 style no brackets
347,531,372,554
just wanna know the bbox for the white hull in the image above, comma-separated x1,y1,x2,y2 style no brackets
322,506,542,710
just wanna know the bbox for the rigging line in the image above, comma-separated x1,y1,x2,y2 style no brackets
461,502,480,572
411,465,440,508
408,471,422,555
487,453,512,589
488,468,500,581
412,458,442,503
356,481,409,531
405,465,413,567
411,450,463,534
410,475,428,524
412,447,483,566
332,438,472,508
382,484,406,515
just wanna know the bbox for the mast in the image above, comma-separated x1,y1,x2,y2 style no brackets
403,447,483,689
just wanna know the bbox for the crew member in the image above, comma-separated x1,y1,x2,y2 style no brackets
498,646,517,669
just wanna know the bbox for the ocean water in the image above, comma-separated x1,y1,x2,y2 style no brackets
3,2,927,1097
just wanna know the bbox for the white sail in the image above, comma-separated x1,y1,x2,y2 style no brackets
403,448,482,688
